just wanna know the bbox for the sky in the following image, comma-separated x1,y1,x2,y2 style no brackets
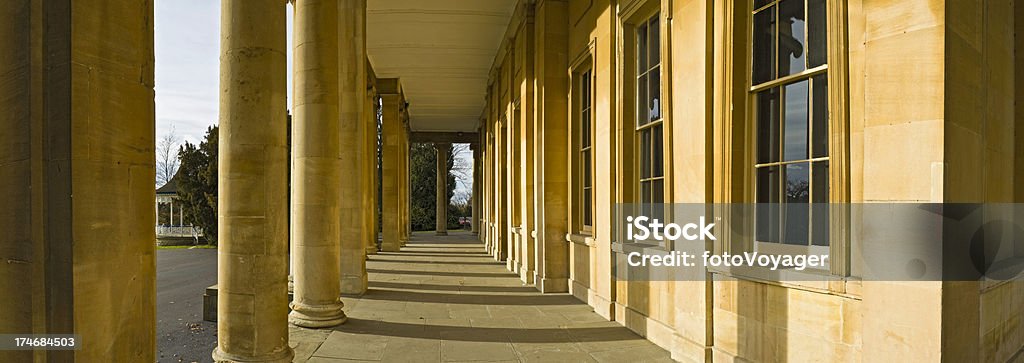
154,1,471,200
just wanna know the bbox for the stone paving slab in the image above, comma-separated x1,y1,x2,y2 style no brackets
291,232,672,362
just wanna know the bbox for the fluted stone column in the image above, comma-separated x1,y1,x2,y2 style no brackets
339,0,368,295
380,80,403,252
288,0,347,328
435,143,450,235
214,0,293,361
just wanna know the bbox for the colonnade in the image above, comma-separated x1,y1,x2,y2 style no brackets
214,0,401,361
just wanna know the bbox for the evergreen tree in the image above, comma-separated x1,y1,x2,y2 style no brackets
409,143,458,231
177,126,219,244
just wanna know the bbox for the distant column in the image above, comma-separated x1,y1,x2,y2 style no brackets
435,143,450,236
214,0,293,361
471,144,480,235
364,85,379,255
287,0,347,328
380,80,403,252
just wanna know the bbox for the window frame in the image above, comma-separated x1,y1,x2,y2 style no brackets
613,0,671,248
635,10,666,223
579,66,595,233
738,0,850,277
569,41,597,236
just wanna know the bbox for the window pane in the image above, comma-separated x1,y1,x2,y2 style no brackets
812,160,828,203
812,204,830,247
783,80,808,161
652,179,664,223
752,6,776,85
653,179,663,204
756,88,781,164
807,0,828,68
778,0,806,76
755,0,774,9
652,124,663,177
640,129,651,179
649,15,660,68
811,74,828,157
583,189,592,226
785,162,809,203
638,23,648,72
783,163,809,245
581,110,590,148
582,72,590,108
756,166,781,243
638,73,649,127
582,150,591,188
649,66,661,122
812,161,829,246
582,150,592,188
641,181,651,206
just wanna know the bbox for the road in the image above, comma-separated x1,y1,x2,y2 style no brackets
157,248,217,363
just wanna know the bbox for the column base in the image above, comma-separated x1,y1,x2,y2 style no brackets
436,231,448,236
288,301,347,328
365,245,378,255
381,241,401,252
537,276,569,293
212,346,294,363
520,269,535,284
340,275,368,295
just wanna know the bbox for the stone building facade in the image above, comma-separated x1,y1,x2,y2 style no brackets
2,0,1024,362
476,0,1024,362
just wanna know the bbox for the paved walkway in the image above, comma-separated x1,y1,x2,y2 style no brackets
290,231,673,362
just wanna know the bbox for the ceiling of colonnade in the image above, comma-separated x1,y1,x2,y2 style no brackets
367,0,518,133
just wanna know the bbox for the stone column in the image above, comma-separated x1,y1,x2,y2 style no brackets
400,125,411,245
435,143,450,235
339,0,368,295
494,121,507,261
379,80,403,252
533,0,570,293
0,0,157,361
0,3,35,362
471,144,480,235
287,0,346,328
365,85,379,255
214,0,293,361
517,22,536,285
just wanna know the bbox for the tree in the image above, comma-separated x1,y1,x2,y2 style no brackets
450,143,473,205
177,125,219,244
408,143,458,231
156,126,181,187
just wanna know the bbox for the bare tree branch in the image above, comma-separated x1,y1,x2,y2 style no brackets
156,126,182,187
450,143,473,205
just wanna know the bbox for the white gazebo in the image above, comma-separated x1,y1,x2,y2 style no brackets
155,176,199,239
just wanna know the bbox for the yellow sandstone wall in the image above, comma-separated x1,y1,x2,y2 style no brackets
481,0,1024,361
